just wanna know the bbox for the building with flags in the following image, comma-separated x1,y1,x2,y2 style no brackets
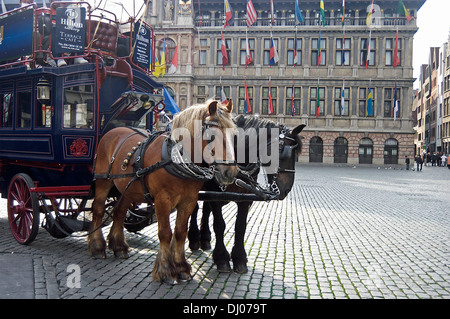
148,0,425,165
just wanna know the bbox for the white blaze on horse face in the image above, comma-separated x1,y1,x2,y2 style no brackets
202,126,235,164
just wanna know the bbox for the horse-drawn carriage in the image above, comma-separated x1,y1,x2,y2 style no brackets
0,1,166,244
0,1,305,284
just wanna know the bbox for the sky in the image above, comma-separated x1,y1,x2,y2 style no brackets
95,0,449,89
413,0,450,88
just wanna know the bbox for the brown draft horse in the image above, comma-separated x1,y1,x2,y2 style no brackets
88,99,238,284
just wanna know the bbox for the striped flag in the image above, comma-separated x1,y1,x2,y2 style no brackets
316,80,320,118
291,79,296,116
398,0,412,21
366,87,373,116
319,0,326,27
246,0,257,27
268,78,274,115
366,0,375,26
244,78,252,113
245,34,253,68
221,30,228,70
293,32,299,65
269,36,279,66
224,0,234,27
393,81,399,120
342,0,345,26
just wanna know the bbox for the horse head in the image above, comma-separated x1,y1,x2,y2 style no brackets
171,99,238,186
268,123,305,200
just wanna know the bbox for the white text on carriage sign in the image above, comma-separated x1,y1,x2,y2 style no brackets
183,303,267,316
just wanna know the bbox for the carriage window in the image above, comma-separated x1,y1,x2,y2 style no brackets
17,92,32,129
0,93,13,128
63,85,94,129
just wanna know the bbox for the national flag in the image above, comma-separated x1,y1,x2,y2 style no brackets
224,0,234,27
316,81,320,118
341,0,345,26
220,87,227,103
270,0,275,26
246,0,257,27
153,40,166,78
366,0,374,27
167,44,178,74
244,78,251,113
319,0,326,27
245,34,253,68
393,81,399,120
318,31,322,65
291,85,296,116
221,30,228,70
293,32,299,65
1,0,6,13
268,79,274,115
393,29,400,68
366,32,372,69
341,79,345,116
269,36,279,66
398,0,412,21
366,87,373,116
295,0,304,24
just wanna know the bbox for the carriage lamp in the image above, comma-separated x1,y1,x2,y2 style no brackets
140,94,152,109
37,77,52,127
37,77,51,103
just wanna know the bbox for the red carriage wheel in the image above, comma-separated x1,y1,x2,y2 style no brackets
7,174,40,245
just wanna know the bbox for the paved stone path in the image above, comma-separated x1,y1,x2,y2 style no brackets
0,164,449,299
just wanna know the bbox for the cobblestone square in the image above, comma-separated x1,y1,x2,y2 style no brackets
0,164,449,299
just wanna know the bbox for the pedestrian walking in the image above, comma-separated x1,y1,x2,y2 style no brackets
415,155,423,172
441,153,447,167
405,156,410,170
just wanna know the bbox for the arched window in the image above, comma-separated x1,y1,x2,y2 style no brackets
384,138,398,164
156,38,176,71
334,137,348,163
359,138,373,164
309,136,323,163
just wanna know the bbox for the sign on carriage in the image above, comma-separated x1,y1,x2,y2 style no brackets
132,21,152,69
54,7,86,54
0,8,33,62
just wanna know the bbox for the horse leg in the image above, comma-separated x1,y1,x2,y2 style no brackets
172,200,197,281
211,202,231,273
199,202,212,250
107,195,131,259
87,179,113,259
187,203,200,251
231,201,251,273
152,198,177,284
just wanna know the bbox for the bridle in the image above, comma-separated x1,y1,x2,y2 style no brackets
202,120,237,167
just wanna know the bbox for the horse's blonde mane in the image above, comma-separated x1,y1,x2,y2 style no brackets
171,100,235,140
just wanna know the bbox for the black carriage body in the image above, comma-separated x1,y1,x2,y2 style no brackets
0,5,163,197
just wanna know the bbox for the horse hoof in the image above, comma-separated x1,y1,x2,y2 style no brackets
216,261,232,273
189,241,200,251
90,251,106,260
114,250,129,259
233,263,248,274
163,277,178,285
178,272,193,282
201,241,211,251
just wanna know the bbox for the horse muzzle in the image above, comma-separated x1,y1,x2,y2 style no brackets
213,162,238,186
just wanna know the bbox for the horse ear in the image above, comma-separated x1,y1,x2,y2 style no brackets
292,124,306,136
225,98,233,113
208,100,218,116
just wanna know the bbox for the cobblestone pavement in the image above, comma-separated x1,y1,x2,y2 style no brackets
0,164,449,299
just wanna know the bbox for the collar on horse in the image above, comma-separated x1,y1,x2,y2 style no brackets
93,127,215,203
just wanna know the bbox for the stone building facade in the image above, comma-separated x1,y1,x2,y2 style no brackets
148,0,425,165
